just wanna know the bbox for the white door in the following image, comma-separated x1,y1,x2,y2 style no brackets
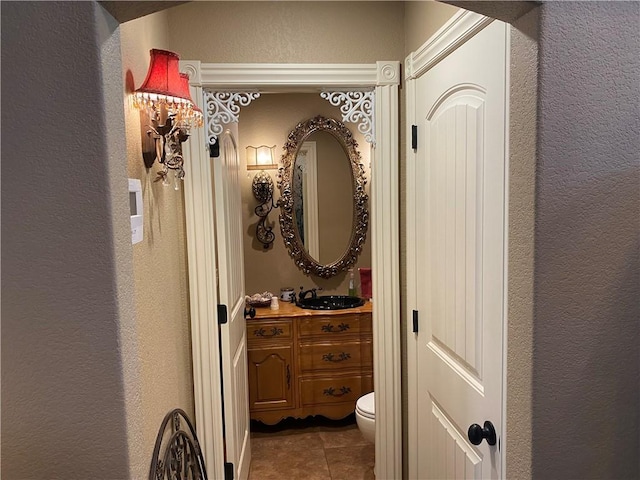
214,126,251,480
409,19,508,479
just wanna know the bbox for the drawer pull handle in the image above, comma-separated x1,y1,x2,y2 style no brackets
322,352,352,363
321,322,350,333
323,386,352,397
254,327,284,337
286,364,291,390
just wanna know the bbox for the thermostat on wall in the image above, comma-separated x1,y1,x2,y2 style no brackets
129,178,143,244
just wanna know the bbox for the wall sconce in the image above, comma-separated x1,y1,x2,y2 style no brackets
133,49,203,189
247,145,278,248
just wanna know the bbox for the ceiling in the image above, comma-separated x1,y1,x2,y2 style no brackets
100,1,538,28
99,1,190,23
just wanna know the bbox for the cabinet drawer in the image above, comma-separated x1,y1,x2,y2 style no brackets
298,314,371,338
299,374,373,406
247,320,292,343
299,340,372,372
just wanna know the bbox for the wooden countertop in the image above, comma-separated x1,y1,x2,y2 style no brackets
250,299,372,320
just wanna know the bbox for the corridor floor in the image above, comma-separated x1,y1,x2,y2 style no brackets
248,415,375,480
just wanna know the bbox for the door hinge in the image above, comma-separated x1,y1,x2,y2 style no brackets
217,304,228,325
411,125,418,150
412,310,419,333
209,139,220,158
224,462,234,480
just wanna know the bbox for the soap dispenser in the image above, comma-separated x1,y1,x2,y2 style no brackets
348,268,356,297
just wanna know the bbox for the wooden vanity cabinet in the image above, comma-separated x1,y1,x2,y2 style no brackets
246,302,373,425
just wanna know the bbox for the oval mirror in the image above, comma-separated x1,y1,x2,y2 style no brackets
278,116,368,278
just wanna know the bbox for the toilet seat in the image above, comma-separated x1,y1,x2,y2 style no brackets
356,392,375,419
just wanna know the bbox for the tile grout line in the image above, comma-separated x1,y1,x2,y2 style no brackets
321,437,334,480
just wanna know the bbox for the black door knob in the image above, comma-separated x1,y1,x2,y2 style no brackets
467,421,496,446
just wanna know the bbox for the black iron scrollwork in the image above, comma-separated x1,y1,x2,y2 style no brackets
149,408,207,480
322,352,352,363
323,386,352,397
253,171,277,249
254,327,284,337
321,322,350,333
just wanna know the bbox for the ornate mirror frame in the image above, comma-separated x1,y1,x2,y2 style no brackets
279,116,368,278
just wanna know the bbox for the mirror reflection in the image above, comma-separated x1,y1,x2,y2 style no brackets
293,131,354,265
279,116,368,279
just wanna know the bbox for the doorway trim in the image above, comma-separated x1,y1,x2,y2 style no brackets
181,61,401,479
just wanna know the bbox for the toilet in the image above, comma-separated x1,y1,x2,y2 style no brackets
355,392,375,443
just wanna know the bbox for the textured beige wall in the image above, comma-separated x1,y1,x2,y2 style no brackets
2,2,135,477
404,1,459,55
240,94,372,296
506,7,538,479
532,2,639,478
120,10,195,477
168,1,405,63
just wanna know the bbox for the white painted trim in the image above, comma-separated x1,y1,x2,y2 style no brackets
200,63,379,89
501,24,511,480
405,10,494,81
180,60,227,480
183,61,401,480
404,72,419,480
203,91,261,145
372,80,401,479
320,91,376,145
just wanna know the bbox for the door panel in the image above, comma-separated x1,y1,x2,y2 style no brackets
248,346,295,410
430,400,482,480
427,90,486,388
215,126,251,480
412,19,507,479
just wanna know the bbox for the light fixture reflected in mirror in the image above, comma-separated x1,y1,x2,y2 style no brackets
133,49,203,189
247,145,278,248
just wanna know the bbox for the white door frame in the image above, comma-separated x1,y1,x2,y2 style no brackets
405,10,508,478
181,61,402,480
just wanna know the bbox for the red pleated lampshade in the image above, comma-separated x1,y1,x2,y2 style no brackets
178,73,203,125
135,49,183,98
177,73,197,106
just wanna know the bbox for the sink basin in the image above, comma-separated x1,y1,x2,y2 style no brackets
297,295,365,310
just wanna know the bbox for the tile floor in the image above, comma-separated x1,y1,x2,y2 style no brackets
248,415,375,480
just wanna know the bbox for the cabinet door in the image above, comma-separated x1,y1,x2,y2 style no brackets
248,346,294,411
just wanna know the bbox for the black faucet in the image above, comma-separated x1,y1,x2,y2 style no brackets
298,286,321,302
